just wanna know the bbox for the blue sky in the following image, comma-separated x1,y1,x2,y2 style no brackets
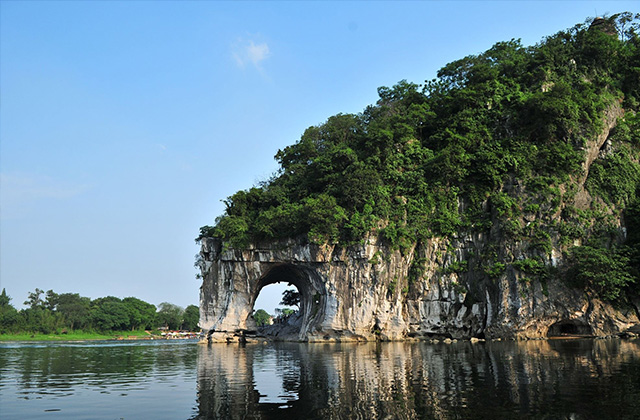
1,1,637,314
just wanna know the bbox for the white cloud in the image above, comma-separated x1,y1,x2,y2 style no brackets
246,41,270,65
232,37,271,70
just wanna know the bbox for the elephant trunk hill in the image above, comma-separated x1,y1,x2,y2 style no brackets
197,14,640,342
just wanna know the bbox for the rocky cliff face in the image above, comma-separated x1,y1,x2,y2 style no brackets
198,103,639,342
198,232,638,342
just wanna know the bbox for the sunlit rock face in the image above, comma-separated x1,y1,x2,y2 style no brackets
197,236,414,342
197,233,638,342
197,103,638,342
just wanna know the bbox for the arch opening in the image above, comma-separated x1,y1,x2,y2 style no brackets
253,282,302,336
249,264,323,339
254,282,295,317
547,320,593,337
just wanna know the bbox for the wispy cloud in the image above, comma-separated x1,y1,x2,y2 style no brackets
0,173,89,219
232,37,271,70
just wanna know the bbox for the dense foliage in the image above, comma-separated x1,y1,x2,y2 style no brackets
253,309,271,326
200,14,640,303
0,288,200,334
280,289,301,308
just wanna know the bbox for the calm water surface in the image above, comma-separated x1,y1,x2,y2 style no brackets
1,338,639,419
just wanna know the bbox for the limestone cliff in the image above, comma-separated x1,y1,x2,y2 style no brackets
198,228,637,342
197,15,640,342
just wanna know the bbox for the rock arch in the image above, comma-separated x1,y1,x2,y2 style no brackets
197,237,638,341
198,238,334,342
197,237,479,342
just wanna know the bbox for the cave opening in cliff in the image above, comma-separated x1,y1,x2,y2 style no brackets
547,320,593,337
250,264,319,337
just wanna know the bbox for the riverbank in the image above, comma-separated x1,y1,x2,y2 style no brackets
0,330,155,342
0,330,205,342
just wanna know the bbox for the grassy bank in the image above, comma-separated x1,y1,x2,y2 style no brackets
0,330,156,342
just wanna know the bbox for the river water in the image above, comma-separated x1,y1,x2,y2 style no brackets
1,338,639,419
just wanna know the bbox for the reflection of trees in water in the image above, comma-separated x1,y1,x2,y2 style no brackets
193,339,640,420
3,342,198,395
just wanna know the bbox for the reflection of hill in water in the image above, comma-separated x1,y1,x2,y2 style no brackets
192,339,640,420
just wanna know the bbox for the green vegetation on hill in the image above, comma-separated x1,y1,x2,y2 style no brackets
199,14,640,303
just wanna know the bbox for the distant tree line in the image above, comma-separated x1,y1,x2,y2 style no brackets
0,288,200,334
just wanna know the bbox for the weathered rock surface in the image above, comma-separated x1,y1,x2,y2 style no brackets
197,231,638,342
